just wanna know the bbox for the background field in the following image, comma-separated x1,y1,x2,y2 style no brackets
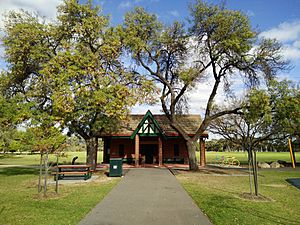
0,152,103,166
200,151,299,165
0,151,298,166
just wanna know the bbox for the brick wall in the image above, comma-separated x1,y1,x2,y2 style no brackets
109,137,189,164
110,138,135,158
162,138,188,159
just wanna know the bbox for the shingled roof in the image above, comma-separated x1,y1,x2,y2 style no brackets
99,111,208,137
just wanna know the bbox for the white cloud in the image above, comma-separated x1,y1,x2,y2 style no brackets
282,45,300,60
0,0,62,29
259,20,300,63
131,104,162,114
169,10,179,17
118,1,132,9
259,20,300,42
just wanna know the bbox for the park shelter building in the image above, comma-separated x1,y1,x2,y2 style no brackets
99,110,208,167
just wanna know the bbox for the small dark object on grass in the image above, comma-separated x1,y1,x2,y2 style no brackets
72,156,78,165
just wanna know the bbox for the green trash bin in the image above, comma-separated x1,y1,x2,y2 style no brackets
109,158,123,177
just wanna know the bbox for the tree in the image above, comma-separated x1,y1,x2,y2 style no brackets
1,0,154,168
0,92,31,152
269,80,300,142
209,80,299,195
122,1,288,170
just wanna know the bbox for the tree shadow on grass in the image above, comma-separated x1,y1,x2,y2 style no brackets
204,193,298,225
227,204,299,225
0,167,39,176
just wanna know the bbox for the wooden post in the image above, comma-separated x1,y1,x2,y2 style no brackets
200,138,206,167
288,138,296,168
135,135,140,167
158,136,163,166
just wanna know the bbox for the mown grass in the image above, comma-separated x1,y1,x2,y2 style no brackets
0,151,104,166
0,167,119,225
198,151,299,165
177,168,300,225
1,151,298,166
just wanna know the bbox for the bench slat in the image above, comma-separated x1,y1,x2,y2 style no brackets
51,171,89,175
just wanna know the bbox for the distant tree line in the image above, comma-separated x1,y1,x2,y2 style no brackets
206,138,298,152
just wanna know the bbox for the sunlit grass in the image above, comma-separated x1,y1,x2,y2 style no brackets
177,169,300,225
0,167,119,225
1,151,298,166
198,151,299,165
0,151,104,165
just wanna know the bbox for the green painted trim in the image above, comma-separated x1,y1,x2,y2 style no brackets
130,110,166,139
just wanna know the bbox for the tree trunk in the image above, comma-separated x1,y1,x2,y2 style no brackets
38,153,43,193
43,151,49,197
248,148,259,196
253,150,259,196
186,140,198,171
55,154,59,194
85,137,98,170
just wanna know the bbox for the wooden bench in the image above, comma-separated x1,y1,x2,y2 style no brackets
51,165,92,180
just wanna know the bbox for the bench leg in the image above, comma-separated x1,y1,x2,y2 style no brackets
84,173,90,180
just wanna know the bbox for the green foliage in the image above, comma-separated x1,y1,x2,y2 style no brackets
190,0,255,55
211,80,300,151
0,93,32,152
27,125,67,153
1,0,155,146
244,88,272,125
268,80,300,139
206,139,238,152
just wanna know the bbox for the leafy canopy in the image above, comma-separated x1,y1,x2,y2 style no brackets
1,0,155,140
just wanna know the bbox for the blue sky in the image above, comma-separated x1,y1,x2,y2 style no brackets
0,0,300,114
87,0,300,81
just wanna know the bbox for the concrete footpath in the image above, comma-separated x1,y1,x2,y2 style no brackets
79,168,212,225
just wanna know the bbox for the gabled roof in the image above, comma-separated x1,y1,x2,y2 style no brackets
97,110,208,138
130,110,165,139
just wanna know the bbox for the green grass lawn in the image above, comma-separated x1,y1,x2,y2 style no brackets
177,168,300,225
199,151,299,165
0,167,119,225
0,151,104,166
1,151,298,166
